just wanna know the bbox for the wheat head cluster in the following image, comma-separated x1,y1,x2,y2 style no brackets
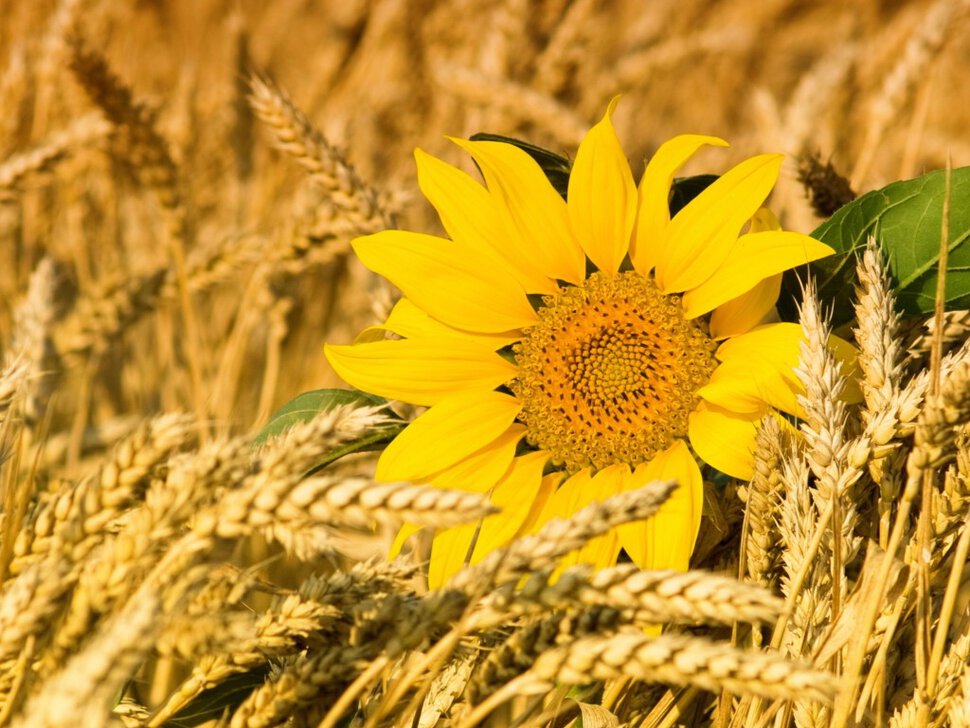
1,0,970,726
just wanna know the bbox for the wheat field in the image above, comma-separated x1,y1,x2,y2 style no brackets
1,0,970,726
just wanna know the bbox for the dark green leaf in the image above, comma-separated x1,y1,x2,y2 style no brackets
469,133,573,198
780,167,970,325
669,174,719,216
161,667,270,727
253,388,390,446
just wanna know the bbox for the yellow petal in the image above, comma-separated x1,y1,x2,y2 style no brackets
414,148,558,295
428,424,526,491
383,298,522,349
429,451,549,588
697,359,803,417
389,522,423,558
716,323,861,400
531,465,626,571
688,400,763,480
617,440,702,572
682,231,833,318
376,391,522,482
451,138,586,285
658,154,783,293
353,230,538,333
469,451,551,560
709,274,781,340
632,134,729,276
324,338,517,407
567,98,636,274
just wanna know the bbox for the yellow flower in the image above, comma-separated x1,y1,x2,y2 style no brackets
326,100,838,587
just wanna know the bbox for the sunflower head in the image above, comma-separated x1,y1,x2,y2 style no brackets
325,99,842,587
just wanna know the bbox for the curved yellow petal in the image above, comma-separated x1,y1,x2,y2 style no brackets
617,440,702,572
632,134,729,276
697,359,803,417
429,451,549,588
530,465,626,571
376,391,522,482
414,148,558,295
682,231,833,318
469,451,551,560
353,230,537,333
428,424,526,491
384,298,522,350
324,338,517,407
389,522,423,558
716,323,861,402
567,98,636,274
709,274,781,340
688,400,763,480
451,138,586,285
658,154,783,293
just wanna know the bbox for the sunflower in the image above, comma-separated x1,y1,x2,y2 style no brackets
325,100,844,587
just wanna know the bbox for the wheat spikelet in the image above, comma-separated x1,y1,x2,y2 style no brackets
0,555,72,687
10,413,195,574
9,587,160,728
526,632,837,704
947,667,970,725
777,442,831,660
449,480,675,592
467,607,625,705
55,268,169,358
67,36,181,212
490,563,782,627
796,281,864,653
743,415,789,588
248,74,390,234
231,474,499,559
227,647,370,728
0,113,109,195
9,257,63,431
150,576,341,726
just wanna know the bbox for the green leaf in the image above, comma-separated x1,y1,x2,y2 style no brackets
469,132,573,198
253,388,390,446
781,166,970,325
669,174,718,216
161,667,270,727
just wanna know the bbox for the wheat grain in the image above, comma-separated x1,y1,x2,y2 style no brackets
489,563,782,627
248,74,390,234
449,481,675,593
743,415,788,589
528,632,837,704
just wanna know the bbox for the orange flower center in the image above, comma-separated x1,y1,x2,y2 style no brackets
510,271,717,471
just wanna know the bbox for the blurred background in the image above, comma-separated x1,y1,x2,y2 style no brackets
0,0,968,470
